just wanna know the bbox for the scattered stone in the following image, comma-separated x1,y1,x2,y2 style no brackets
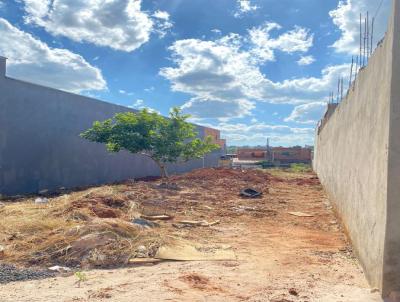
158,182,180,190
132,218,159,228
35,197,49,204
48,266,71,273
0,264,56,284
0,245,4,258
135,245,148,257
289,288,299,296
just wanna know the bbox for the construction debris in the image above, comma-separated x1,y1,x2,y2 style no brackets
174,220,221,228
34,197,49,204
0,168,271,269
140,214,173,221
132,218,159,228
0,264,56,284
128,258,164,265
288,211,314,217
155,240,236,261
240,188,262,198
48,266,71,273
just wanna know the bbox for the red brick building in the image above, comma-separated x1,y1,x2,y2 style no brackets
204,127,226,150
237,146,312,164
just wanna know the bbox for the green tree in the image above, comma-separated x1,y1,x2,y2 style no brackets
80,108,220,178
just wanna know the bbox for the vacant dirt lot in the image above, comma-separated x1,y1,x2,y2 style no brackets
0,168,381,301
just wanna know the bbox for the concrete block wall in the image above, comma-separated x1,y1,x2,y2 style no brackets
313,0,400,297
0,58,222,196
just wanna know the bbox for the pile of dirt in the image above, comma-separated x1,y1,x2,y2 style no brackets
171,168,270,185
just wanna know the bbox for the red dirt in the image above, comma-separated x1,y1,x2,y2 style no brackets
0,168,381,302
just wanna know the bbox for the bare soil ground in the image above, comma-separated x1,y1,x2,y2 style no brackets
0,168,382,301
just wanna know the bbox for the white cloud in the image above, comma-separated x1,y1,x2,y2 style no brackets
144,86,155,92
160,27,347,120
329,0,391,54
20,0,172,52
181,98,255,119
234,0,259,18
0,18,106,93
297,55,315,66
119,89,134,96
249,23,313,63
128,98,160,114
284,102,327,124
152,10,173,38
152,10,169,21
130,99,144,108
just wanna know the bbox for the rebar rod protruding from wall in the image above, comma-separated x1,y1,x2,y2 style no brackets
340,77,344,101
349,56,354,89
363,17,367,66
360,13,363,67
367,11,370,61
371,17,375,56
355,55,359,80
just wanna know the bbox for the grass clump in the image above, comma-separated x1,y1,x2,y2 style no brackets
289,163,312,173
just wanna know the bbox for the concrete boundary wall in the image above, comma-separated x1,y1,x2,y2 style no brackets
0,60,222,196
314,0,400,297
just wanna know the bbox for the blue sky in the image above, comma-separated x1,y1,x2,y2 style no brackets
0,0,391,146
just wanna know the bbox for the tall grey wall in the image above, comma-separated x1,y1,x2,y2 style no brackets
0,58,222,196
313,0,400,297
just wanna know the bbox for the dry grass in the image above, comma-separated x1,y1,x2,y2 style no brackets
0,185,164,268
0,168,274,269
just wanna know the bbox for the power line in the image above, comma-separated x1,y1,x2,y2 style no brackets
373,0,385,19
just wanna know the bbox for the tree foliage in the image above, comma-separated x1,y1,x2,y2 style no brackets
80,108,220,177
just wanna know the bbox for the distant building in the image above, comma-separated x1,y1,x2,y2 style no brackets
237,146,312,164
204,127,227,151
236,148,268,160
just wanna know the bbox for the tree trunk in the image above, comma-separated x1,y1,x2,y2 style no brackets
159,163,169,179
140,153,169,179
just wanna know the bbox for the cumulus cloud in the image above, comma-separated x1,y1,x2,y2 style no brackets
128,98,161,114
181,98,255,119
297,55,315,66
329,0,391,54
0,18,106,93
249,23,313,62
234,0,259,18
284,102,327,124
152,10,173,38
20,0,172,52
160,25,348,120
